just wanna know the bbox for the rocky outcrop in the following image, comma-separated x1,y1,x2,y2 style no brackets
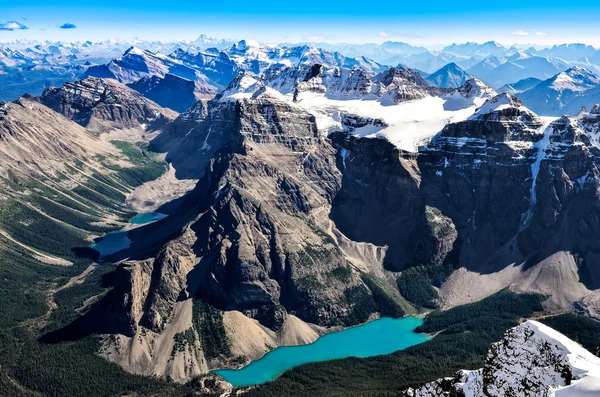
404,320,600,396
36,76,177,134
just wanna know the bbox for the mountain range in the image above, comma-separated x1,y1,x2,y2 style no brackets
2,34,600,397
7,37,600,103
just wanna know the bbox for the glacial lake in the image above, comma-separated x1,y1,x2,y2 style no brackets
91,212,167,257
214,316,430,387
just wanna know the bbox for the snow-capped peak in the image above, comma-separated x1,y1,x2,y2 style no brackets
549,66,600,92
469,93,525,119
456,78,497,100
232,39,261,52
122,46,146,57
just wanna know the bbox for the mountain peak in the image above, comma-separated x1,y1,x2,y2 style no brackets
123,46,146,57
548,66,600,91
426,62,471,88
233,39,261,51
469,93,528,120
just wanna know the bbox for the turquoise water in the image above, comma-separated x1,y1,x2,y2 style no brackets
214,316,429,387
130,212,168,225
91,212,167,256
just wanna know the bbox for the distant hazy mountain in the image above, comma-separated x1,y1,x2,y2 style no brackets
467,53,567,88
307,41,429,63
441,41,507,59
425,62,472,88
518,66,600,115
497,77,542,94
529,43,597,61
393,52,478,73
85,46,207,84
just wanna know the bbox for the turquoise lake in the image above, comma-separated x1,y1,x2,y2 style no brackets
214,316,430,387
91,212,167,257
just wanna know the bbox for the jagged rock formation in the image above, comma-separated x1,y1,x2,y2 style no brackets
128,73,217,112
453,77,497,100
404,320,600,396
35,76,177,134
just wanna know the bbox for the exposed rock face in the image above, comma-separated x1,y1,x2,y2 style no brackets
404,320,600,396
373,67,435,103
340,114,388,133
329,131,456,271
36,77,177,134
128,73,217,112
455,78,498,100
419,94,600,310
151,84,319,179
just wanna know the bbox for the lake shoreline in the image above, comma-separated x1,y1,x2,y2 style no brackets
213,316,431,387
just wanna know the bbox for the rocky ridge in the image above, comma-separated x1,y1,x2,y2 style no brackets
404,320,600,396
36,76,177,134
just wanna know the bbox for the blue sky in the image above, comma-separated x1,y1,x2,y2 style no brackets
1,0,599,46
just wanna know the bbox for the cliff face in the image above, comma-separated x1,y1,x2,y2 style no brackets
405,320,600,397
414,94,600,311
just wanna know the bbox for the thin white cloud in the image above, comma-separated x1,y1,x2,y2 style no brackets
378,31,390,37
0,21,28,31
535,31,547,36
511,30,529,36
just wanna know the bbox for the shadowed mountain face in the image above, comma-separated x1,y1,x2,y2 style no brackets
425,62,472,88
127,73,217,112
